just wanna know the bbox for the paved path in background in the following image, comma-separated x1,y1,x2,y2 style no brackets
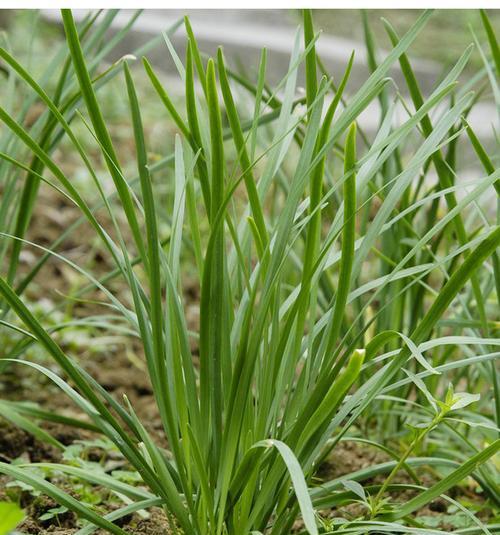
43,9,498,144
44,9,439,88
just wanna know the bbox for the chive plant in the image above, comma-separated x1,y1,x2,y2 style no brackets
0,8,499,535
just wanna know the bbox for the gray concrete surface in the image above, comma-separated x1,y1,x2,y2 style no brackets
43,9,440,92
41,9,498,146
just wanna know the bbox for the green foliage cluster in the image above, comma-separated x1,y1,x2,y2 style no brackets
0,8,498,535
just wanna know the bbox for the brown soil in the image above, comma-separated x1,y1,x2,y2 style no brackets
317,440,389,480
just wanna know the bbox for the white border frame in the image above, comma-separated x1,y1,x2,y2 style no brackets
3,2,500,10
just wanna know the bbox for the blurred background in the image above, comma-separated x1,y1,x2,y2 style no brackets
0,10,498,184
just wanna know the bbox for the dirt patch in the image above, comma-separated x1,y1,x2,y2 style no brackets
0,421,61,464
14,500,173,535
316,439,389,481
126,508,173,535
